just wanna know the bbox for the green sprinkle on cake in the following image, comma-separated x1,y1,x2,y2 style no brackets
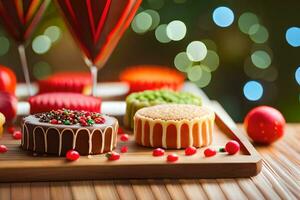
124,90,202,128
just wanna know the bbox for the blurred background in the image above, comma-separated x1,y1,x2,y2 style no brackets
0,0,299,122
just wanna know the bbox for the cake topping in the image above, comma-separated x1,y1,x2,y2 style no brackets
136,104,212,121
35,109,105,127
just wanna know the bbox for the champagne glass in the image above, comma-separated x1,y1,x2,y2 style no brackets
0,0,50,96
56,0,141,96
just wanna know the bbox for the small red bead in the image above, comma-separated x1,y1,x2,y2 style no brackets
50,119,58,124
185,146,197,156
7,126,15,134
120,134,129,142
66,150,80,161
13,131,22,140
120,146,128,153
152,148,165,157
0,145,8,153
204,148,216,157
118,127,124,135
94,117,105,124
167,153,178,162
225,140,240,155
106,151,120,161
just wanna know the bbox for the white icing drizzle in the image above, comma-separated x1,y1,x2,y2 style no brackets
134,112,215,149
133,118,137,140
32,126,45,151
23,123,29,149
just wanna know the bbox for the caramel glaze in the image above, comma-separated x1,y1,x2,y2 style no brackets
21,115,118,156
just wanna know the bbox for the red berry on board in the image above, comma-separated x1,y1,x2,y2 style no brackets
120,134,129,142
118,127,124,135
106,151,120,161
244,106,285,144
0,145,8,153
66,150,80,161
185,146,197,156
120,146,128,153
152,148,165,157
225,140,240,155
12,131,21,140
167,153,178,162
204,148,216,157
50,119,58,124
7,126,15,134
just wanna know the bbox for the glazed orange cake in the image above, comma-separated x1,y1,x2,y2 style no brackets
134,104,215,149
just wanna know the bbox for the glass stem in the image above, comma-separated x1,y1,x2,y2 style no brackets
90,65,98,96
18,44,32,96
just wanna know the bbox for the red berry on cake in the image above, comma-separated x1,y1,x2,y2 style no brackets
106,151,120,161
204,148,216,157
167,153,178,162
120,146,128,153
152,148,165,157
120,134,129,142
185,146,197,156
13,131,22,140
225,140,240,155
0,145,8,153
66,150,80,161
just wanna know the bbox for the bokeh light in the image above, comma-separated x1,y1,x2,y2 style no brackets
238,12,259,34
131,12,152,34
155,24,171,43
251,50,271,69
0,36,10,56
295,67,300,85
249,25,269,43
195,67,212,88
166,20,187,41
32,35,52,54
174,52,192,72
286,27,300,47
186,41,207,61
144,9,160,30
147,0,164,10
187,65,202,81
44,26,61,43
201,50,220,72
202,39,218,51
33,61,52,80
243,81,263,101
212,6,234,28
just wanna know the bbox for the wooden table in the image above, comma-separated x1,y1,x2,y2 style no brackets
0,124,299,200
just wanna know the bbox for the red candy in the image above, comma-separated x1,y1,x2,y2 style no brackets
66,150,80,161
185,146,197,156
152,148,165,157
225,140,240,155
7,126,15,134
0,145,8,153
50,119,58,124
167,153,178,162
118,127,124,135
12,131,22,140
204,148,216,157
106,151,120,161
120,134,129,142
244,106,285,144
120,146,128,153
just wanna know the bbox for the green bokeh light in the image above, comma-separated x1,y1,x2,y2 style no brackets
44,26,61,43
147,0,164,10
32,35,52,55
195,67,212,88
238,12,259,34
155,24,171,43
249,25,269,43
144,9,160,30
251,50,271,69
201,50,220,72
187,65,203,81
174,52,192,72
186,41,207,62
131,12,152,34
0,36,10,56
33,61,52,80
166,20,187,41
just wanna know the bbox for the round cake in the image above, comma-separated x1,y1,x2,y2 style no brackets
29,93,101,114
21,109,118,156
120,65,185,93
134,104,214,149
124,90,202,129
38,72,91,94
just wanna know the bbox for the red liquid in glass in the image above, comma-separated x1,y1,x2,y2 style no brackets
56,0,141,67
0,0,50,43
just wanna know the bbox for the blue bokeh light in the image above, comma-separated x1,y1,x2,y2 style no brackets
286,27,300,47
295,67,300,85
243,81,263,101
212,6,234,28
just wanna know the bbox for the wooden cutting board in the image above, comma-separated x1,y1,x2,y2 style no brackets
0,113,261,182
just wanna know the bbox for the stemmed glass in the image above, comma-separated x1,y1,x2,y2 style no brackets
0,0,50,96
56,0,141,96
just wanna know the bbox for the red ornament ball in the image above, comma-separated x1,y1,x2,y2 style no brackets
66,150,80,161
12,131,22,140
0,145,8,153
106,151,120,161
152,148,165,157
204,148,216,157
120,146,128,153
225,140,240,155
167,153,178,162
244,106,285,144
120,134,129,142
185,146,197,156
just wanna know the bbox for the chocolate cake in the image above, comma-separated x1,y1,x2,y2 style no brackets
21,109,118,156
